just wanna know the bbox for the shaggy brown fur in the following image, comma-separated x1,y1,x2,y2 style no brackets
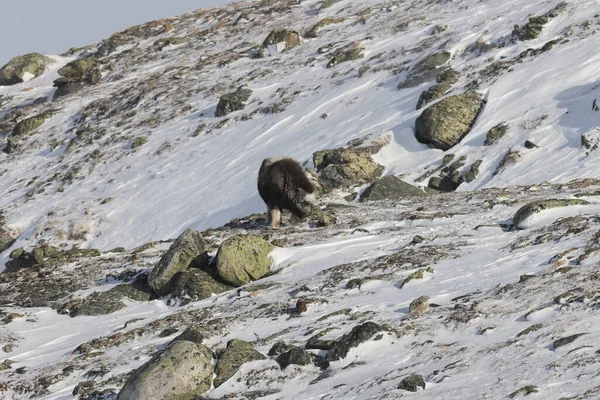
257,157,315,228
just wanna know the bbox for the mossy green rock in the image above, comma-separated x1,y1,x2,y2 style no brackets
260,30,301,56
359,176,428,201
276,347,312,369
12,111,55,137
148,228,206,296
513,199,589,229
415,91,484,150
518,16,549,41
117,340,213,400
214,339,267,387
57,57,98,80
173,268,233,305
416,83,452,109
327,48,364,68
0,53,54,86
484,122,508,145
314,148,384,191
215,235,274,287
215,87,253,117
0,229,15,254
67,284,153,317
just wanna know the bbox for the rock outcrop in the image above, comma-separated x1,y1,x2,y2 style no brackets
0,53,54,86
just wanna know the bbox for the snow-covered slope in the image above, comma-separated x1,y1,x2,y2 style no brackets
1,0,600,399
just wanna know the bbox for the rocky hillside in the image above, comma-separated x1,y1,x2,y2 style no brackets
1,0,600,399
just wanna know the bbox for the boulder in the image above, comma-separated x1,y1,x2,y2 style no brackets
314,148,384,191
12,111,56,137
305,18,344,38
117,340,213,400
416,83,452,110
148,229,206,296
215,87,253,117
0,53,54,86
516,16,549,41
65,284,154,317
276,347,312,369
484,122,508,145
172,268,233,305
326,322,384,361
359,176,428,201
415,91,484,150
398,373,426,392
398,51,451,89
464,160,483,183
327,47,364,68
53,57,100,100
260,30,301,56
214,339,267,387
215,235,274,287
56,57,98,81
0,229,15,255
512,199,589,229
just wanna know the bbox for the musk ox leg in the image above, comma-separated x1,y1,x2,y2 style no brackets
266,205,272,224
271,208,281,229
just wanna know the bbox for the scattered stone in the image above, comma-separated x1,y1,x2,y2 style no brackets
326,322,384,361
305,18,344,38
214,339,267,387
260,30,301,56
416,83,452,109
12,110,56,137
553,333,587,349
153,37,189,51
172,326,206,344
268,341,295,356
517,324,543,337
65,284,154,317
493,149,521,176
464,160,483,183
215,87,253,117
509,385,539,398
400,267,434,288
484,122,508,146
409,295,431,313
0,53,54,86
524,140,538,149
359,176,428,201
398,373,426,392
327,47,364,68
512,199,589,229
399,51,452,89
516,16,549,41
172,268,232,305
132,137,148,149
117,340,213,400
148,228,206,296
0,229,15,255
215,235,274,287
276,347,312,369
415,91,485,150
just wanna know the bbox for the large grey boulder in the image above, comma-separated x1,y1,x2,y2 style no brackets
359,176,428,201
148,229,206,296
0,53,54,86
173,268,233,305
215,235,274,287
214,339,267,387
313,148,384,191
117,340,213,400
215,87,252,117
326,322,384,361
415,91,484,150
260,29,301,56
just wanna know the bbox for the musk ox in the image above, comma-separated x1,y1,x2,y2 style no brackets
257,157,316,229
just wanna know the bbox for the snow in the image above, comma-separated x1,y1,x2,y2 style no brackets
2,0,600,398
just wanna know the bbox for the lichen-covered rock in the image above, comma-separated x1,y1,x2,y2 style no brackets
516,16,549,41
0,229,15,255
260,30,301,56
415,91,484,150
308,205,336,227
327,47,363,68
148,228,206,296
57,57,98,81
172,268,233,305
359,176,428,201
215,235,274,287
512,199,589,229
484,122,508,145
215,87,253,117
276,347,312,369
12,111,56,137
305,17,344,38
214,339,267,387
326,322,384,361
314,148,384,191
398,51,452,89
409,295,431,313
464,160,483,183
117,340,213,400
0,53,54,86
65,284,154,317
416,83,452,109
398,373,426,392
